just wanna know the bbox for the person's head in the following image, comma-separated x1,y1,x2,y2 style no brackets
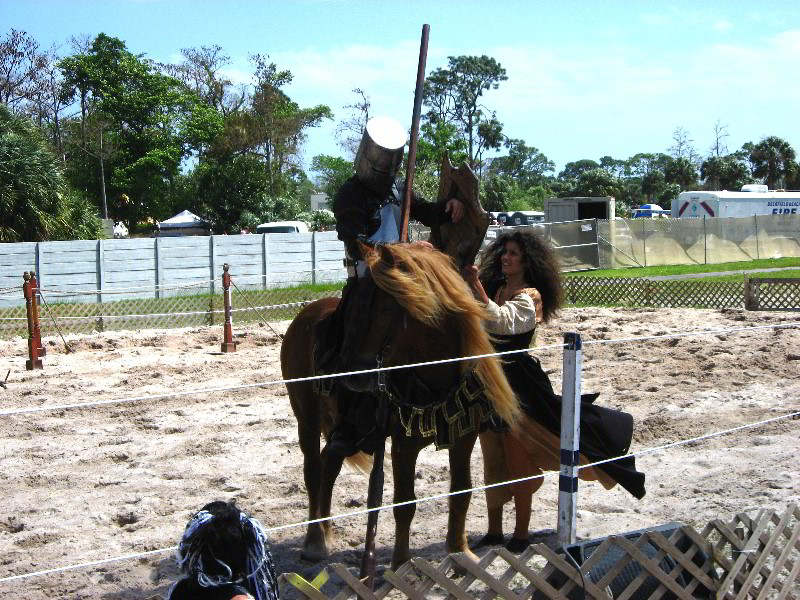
354,116,406,194
176,500,277,600
478,229,563,322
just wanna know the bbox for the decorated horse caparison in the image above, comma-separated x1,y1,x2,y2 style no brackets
280,243,518,568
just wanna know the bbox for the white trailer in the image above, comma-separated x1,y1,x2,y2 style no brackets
673,186,800,218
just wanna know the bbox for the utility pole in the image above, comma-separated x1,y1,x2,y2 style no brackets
99,127,108,219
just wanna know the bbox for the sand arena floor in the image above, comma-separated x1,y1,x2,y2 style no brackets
0,306,798,599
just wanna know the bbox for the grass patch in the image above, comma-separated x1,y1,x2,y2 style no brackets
565,256,800,279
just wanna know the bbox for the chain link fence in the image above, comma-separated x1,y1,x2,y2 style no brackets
0,271,345,340
564,277,746,309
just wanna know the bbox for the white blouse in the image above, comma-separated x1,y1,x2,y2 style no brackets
484,287,543,336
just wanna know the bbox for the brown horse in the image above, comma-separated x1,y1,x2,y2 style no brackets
280,243,518,568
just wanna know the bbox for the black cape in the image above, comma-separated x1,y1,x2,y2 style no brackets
491,327,646,499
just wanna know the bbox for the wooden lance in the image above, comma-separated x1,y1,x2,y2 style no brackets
399,24,430,243
359,24,430,591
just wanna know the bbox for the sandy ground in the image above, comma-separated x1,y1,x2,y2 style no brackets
0,306,798,599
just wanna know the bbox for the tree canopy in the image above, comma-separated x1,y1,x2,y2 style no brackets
423,55,507,172
0,104,102,241
3,27,800,240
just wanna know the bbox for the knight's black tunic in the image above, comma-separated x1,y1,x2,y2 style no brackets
315,176,454,452
333,176,449,260
318,176,451,373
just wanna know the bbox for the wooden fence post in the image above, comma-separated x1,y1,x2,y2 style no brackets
557,332,581,547
220,264,237,352
23,271,44,370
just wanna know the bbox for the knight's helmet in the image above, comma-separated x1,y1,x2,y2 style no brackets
354,116,406,194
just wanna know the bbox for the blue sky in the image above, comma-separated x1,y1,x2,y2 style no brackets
5,0,800,174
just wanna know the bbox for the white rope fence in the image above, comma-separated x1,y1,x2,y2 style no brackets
1,269,343,303
2,321,798,418
0,408,796,585
0,318,798,586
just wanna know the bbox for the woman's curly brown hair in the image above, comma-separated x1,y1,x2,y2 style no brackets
478,229,564,323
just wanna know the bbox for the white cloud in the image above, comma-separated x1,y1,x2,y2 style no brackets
640,13,672,26
480,30,800,166
713,20,733,32
640,6,737,34
238,28,800,169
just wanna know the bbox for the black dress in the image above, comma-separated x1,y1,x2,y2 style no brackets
488,308,646,499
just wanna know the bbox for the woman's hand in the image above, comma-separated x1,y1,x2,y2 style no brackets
409,240,434,251
462,265,489,304
445,198,465,223
463,264,479,286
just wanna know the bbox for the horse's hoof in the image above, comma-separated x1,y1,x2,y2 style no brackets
445,547,479,577
391,554,411,571
300,544,330,563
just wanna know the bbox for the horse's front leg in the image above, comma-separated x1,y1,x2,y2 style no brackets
294,387,344,562
390,432,426,569
301,442,345,561
447,430,479,562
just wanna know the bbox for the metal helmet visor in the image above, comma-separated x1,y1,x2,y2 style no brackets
354,116,407,194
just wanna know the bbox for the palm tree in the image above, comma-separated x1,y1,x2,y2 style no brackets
749,136,797,189
0,104,102,241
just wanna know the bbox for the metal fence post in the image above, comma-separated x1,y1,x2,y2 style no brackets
262,233,269,290
642,219,647,268
703,216,708,264
155,237,163,300
34,242,41,290
311,231,317,285
97,239,105,332
557,331,581,547
754,215,761,260
209,235,216,326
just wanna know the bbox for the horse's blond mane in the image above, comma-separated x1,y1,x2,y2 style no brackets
364,244,519,426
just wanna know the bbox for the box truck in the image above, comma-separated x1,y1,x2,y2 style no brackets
673,185,800,218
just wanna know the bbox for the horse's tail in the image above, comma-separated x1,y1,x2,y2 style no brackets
345,452,373,474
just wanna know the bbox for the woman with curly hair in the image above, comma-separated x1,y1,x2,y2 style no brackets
465,229,645,553
167,500,278,600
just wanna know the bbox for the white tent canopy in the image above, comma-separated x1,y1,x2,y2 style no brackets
157,210,209,230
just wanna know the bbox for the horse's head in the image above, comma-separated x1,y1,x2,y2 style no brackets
339,243,520,426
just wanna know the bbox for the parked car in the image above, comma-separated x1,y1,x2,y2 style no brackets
255,221,309,234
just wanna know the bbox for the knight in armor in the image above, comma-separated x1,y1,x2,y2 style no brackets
318,116,464,456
